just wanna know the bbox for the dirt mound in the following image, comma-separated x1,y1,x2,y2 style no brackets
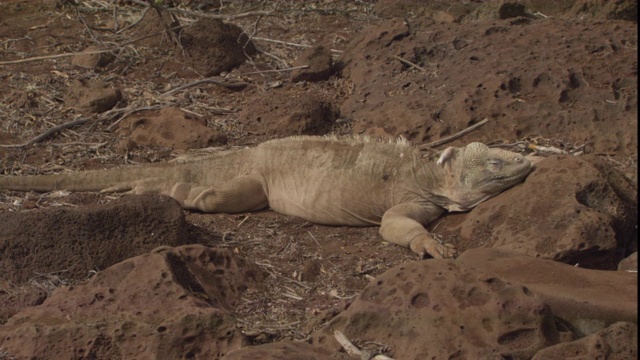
180,18,256,76
337,16,637,154
0,245,265,359
291,45,335,83
437,155,637,269
116,107,228,151
237,87,339,139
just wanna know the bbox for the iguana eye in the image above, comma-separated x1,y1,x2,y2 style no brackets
488,159,503,168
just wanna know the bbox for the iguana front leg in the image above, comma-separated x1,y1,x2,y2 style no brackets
380,203,457,259
169,175,269,213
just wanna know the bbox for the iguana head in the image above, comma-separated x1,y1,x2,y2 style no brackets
436,142,532,211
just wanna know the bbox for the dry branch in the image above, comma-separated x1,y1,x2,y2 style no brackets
391,55,426,72
0,104,169,148
0,116,93,148
0,49,114,65
419,118,489,150
237,65,308,76
160,78,249,97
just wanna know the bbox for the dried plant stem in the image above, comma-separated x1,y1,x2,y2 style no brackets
391,55,426,72
160,78,249,97
419,118,489,149
0,116,93,148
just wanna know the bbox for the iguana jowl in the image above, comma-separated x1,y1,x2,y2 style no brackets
0,136,532,258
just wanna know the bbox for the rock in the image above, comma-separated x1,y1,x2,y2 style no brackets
115,107,227,151
0,245,266,359
180,18,256,76
458,248,638,336
439,155,637,270
70,45,115,69
618,252,638,272
222,341,344,360
532,322,638,359
312,259,568,359
0,195,192,285
238,87,338,138
291,45,334,83
64,79,122,114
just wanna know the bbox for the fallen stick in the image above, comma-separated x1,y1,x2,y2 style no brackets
160,78,249,97
237,65,309,76
391,55,427,72
419,117,489,150
1,105,166,148
251,36,343,53
0,116,93,148
0,49,115,66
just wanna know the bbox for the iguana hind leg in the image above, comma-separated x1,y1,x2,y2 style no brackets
380,203,457,259
170,175,268,213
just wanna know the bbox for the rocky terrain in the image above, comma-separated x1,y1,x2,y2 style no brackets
0,1,637,359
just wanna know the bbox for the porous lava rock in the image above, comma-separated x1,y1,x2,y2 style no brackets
439,155,637,269
458,248,638,336
0,245,265,359
312,258,568,359
532,321,638,359
618,252,638,272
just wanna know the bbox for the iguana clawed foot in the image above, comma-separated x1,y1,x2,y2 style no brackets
409,235,458,259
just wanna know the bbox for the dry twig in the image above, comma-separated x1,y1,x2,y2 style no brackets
391,55,426,72
160,78,249,97
0,116,93,148
237,65,308,76
419,118,489,150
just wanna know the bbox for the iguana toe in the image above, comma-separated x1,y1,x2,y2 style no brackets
410,236,457,259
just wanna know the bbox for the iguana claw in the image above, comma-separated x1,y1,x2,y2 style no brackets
410,236,458,259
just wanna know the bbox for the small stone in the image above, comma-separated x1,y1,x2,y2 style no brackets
291,45,334,83
71,45,115,69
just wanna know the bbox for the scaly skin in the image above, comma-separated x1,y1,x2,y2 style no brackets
0,135,532,258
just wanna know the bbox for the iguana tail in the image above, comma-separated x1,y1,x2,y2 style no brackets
0,162,188,193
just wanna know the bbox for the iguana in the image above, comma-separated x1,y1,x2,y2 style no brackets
0,136,532,258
